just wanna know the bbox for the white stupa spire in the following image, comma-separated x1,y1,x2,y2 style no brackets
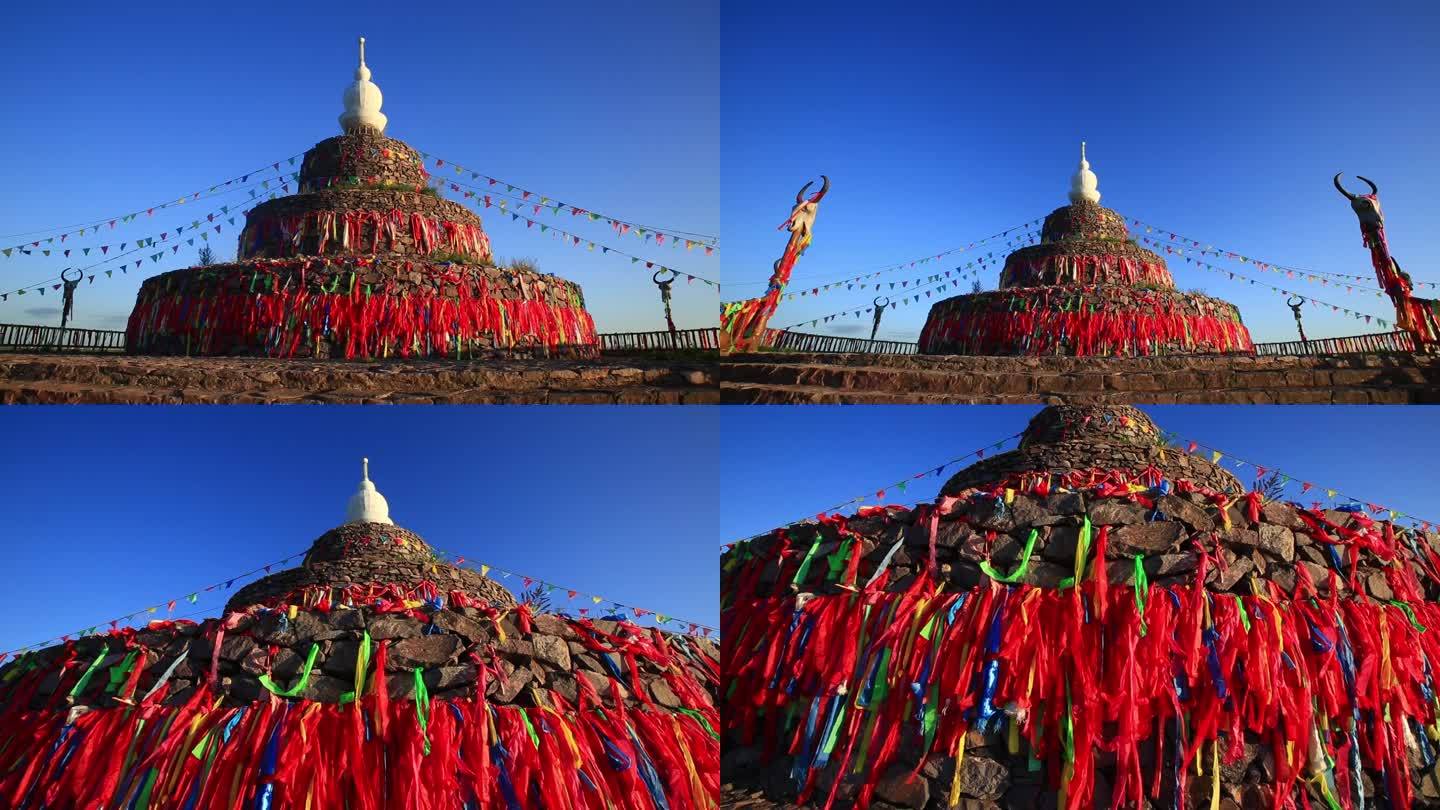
1068,141,1101,204
339,36,388,134
345,457,393,525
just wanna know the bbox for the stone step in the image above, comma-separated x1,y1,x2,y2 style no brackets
0,354,718,404
719,353,1440,404
721,374,1437,405
0,380,718,405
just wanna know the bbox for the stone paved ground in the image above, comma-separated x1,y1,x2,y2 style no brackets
721,351,1440,403
0,352,717,404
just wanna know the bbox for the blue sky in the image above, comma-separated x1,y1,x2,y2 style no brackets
0,407,718,655
0,0,717,334
720,406,1440,544
720,2,1440,344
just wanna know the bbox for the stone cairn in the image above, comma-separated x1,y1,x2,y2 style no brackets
0,504,717,806
918,148,1253,357
722,405,1440,809
125,47,597,361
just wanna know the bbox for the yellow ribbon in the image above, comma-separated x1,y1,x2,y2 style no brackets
948,732,968,807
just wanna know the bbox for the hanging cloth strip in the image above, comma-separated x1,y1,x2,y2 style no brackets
257,643,321,698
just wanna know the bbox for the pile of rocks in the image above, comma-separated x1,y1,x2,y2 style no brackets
919,200,1253,356
126,128,598,359
227,522,516,611
721,406,1440,809
6,601,716,715
4,519,716,715
737,480,1426,606
0,507,719,807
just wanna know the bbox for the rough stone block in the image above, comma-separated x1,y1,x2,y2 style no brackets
432,611,489,644
389,634,461,669
1088,500,1146,526
532,635,571,670
367,616,425,640
1158,494,1214,531
1111,522,1183,555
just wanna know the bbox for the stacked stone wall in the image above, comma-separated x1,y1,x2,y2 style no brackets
298,132,428,190
2,606,718,715
126,258,595,359
721,412,1440,809
240,189,488,262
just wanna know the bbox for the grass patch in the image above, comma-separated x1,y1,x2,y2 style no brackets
500,257,542,275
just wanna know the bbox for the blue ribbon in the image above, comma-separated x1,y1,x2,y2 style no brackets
790,698,821,786
629,728,672,810
491,743,523,810
1203,627,1229,703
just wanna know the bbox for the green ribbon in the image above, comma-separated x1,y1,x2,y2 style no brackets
67,650,109,700
258,643,320,698
133,768,158,810
920,682,939,751
826,536,852,582
1388,600,1428,633
517,706,540,750
413,668,431,755
1133,556,1149,637
980,529,1040,583
675,707,720,739
105,649,140,695
1235,595,1252,633
792,532,825,589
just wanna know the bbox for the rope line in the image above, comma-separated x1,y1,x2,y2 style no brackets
1,153,303,244
422,153,718,245
773,268,979,330
462,190,722,288
1120,213,1437,289
0,550,308,658
0,190,273,300
723,431,1025,547
723,217,1044,289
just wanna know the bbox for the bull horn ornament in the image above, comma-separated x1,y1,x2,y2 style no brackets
795,175,831,205
1332,171,1439,345
1333,173,1379,200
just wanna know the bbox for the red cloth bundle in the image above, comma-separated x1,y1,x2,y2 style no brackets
126,265,597,359
0,667,715,809
723,570,1440,810
919,303,1254,357
241,208,493,264
0,604,717,810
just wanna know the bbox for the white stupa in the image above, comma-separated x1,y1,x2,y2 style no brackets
339,36,388,134
345,457,393,525
1068,141,1101,204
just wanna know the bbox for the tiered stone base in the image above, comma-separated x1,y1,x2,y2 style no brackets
239,190,491,263
919,285,1253,356
126,257,597,359
997,243,1173,288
